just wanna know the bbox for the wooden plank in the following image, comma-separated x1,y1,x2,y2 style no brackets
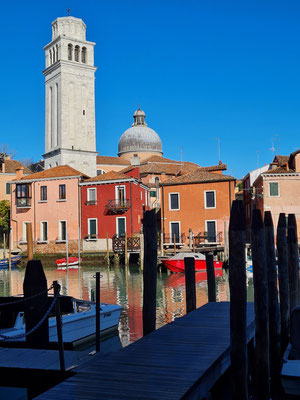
38,302,255,400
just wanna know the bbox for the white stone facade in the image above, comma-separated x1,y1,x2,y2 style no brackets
43,16,97,177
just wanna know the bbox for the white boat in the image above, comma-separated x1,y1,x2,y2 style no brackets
281,306,300,395
0,296,122,346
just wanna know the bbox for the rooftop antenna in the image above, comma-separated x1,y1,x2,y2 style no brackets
270,138,275,153
66,8,71,16
215,137,221,163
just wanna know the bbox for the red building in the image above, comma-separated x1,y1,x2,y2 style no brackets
80,169,149,249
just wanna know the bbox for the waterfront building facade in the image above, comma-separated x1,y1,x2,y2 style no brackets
161,169,236,246
252,150,300,240
80,168,150,251
43,16,97,177
10,165,88,253
0,154,30,202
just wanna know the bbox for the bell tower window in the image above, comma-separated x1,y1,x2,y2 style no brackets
68,44,73,60
49,50,52,65
75,45,80,62
81,47,87,63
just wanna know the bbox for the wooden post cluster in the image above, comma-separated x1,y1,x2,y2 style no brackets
184,257,196,313
142,210,157,336
288,214,299,312
229,200,248,400
53,280,65,372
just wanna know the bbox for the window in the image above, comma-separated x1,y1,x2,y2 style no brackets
81,47,87,63
16,184,31,207
206,220,217,242
205,191,216,208
49,49,52,65
169,193,179,210
22,222,30,243
97,169,105,175
83,110,85,115
68,44,73,60
87,188,97,204
88,218,97,239
116,217,126,237
115,185,126,206
269,182,279,197
150,190,156,197
75,45,80,62
6,183,10,195
170,222,180,243
40,186,47,201
59,221,67,241
40,222,48,242
59,184,66,200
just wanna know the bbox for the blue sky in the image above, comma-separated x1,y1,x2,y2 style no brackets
1,0,300,178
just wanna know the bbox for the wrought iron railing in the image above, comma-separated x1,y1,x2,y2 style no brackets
106,199,130,213
112,235,140,253
163,233,186,244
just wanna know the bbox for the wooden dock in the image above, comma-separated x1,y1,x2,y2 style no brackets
38,302,255,399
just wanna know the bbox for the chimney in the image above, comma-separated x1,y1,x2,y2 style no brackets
16,167,24,180
294,153,300,173
6,155,11,160
270,162,277,170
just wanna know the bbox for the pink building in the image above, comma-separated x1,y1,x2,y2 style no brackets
10,166,88,253
253,150,300,240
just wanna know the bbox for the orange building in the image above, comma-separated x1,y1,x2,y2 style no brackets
161,169,235,245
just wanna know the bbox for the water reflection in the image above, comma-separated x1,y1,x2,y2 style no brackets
0,264,254,347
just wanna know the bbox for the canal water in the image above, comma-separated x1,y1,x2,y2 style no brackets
0,264,254,348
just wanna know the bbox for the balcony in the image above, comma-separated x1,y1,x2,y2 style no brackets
106,199,130,214
16,198,31,208
85,200,97,205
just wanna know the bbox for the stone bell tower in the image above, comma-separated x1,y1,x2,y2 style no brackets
43,16,97,177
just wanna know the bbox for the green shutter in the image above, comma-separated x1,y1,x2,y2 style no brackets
269,182,279,197
6,183,10,195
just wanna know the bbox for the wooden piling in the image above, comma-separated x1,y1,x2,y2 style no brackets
53,280,65,372
160,232,164,256
251,209,270,399
139,232,144,269
23,260,49,348
277,213,290,354
3,232,6,258
174,233,176,255
264,211,281,394
206,252,216,302
288,214,299,312
26,222,33,261
184,257,196,313
8,228,12,279
193,236,195,253
95,272,100,352
125,232,128,265
142,210,157,336
229,200,248,400
106,232,110,265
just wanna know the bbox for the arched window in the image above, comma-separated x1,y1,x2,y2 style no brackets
56,44,59,61
49,50,52,65
68,44,73,60
53,47,56,63
81,47,87,63
75,45,80,62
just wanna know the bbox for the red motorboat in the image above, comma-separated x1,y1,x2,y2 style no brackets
56,257,81,267
162,252,223,274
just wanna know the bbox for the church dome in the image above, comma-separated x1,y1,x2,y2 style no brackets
118,108,163,158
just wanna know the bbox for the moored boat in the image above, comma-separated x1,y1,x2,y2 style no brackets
0,255,22,269
162,252,223,274
56,256,81,267
0,296,122,346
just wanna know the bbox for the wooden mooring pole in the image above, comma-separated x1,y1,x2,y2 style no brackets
96,271,100,352
205,252,216,302
184,257,196,313
288,214,299,312
106,232,110,265
251,209,270,399
125,232,128,265
229,200,248,400
264,211,281,394
26,222,33,261
277,213,290,355
142,210,157,336
174,233,176,255
53,280,65,372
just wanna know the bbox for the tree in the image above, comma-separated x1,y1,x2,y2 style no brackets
0,200,10,233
